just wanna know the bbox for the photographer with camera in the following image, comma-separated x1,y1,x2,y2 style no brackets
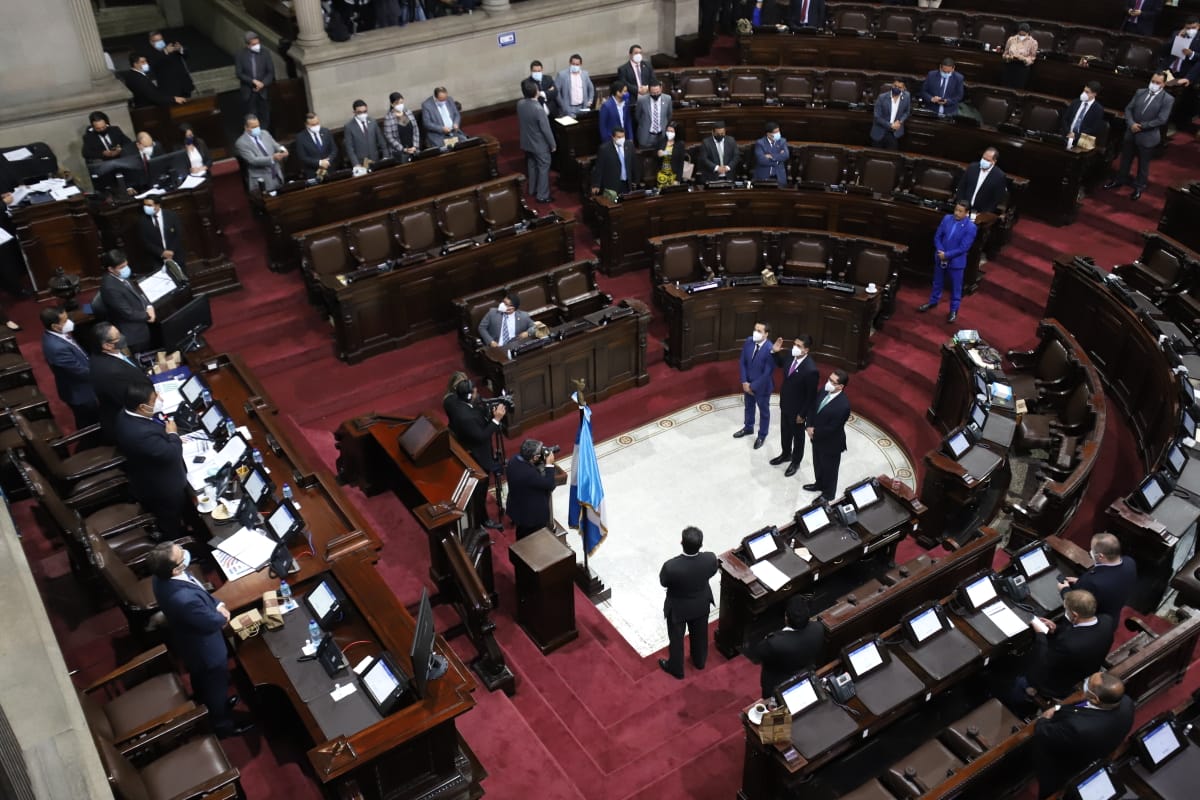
443,375,506,530
506,438,560,540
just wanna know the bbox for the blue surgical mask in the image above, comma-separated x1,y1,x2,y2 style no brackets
118,265,132,280
153,40,166,50
142,206,156,217
250,127,262,137
770,132,780,142
179,548,192,570
184,135,194,145
139,63,150,74
531,71,543,82
570,65,581,74
979,159,992,170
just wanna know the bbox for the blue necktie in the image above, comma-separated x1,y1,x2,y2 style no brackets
617,144,626,182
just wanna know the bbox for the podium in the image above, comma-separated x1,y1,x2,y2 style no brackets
508,529,578,654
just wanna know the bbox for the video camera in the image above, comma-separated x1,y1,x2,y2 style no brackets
481,391,515,412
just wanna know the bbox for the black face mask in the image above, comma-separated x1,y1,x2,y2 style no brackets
713,135,724,144
114,335,128,351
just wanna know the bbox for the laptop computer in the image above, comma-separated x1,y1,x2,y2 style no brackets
900,603,981,681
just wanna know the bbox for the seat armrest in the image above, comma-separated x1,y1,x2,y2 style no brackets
1005,348,1037,370
83,644,171,692
51,423,104,447
162,766,241,800
117,703,206,757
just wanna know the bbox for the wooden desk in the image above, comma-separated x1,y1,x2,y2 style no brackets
253,136,500,272
93,179,239,297
1159,183,1200,256
11,194,103,295
315,215,576,364
478,299,651,436
660,282,880,371
237,555,484,798
188,353,381,612
933,0,1134,27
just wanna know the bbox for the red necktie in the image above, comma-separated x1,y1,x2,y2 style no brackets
801,0,810,22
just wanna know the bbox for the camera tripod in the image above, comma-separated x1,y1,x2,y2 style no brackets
482,422,508,530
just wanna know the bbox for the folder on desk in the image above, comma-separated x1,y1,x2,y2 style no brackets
215,526,276,577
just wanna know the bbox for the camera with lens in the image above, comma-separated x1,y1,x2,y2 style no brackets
481,392,515,412
541,444,561,459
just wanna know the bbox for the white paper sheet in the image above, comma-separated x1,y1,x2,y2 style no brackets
133,188,167,199
49,186,81,201
750,559,790,591
983,601,1027,638
137,267,178,304
179,175,207,190
3,148,33,162
0,228,11,247
215,526,276,571
555,116,579,126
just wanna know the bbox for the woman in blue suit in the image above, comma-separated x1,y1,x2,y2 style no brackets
917,202,977,323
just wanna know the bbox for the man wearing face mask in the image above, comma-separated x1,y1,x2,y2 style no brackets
805,369,850,501
98,249,156,353
421,87,465,149
294,112,339,179
382,93,422,163
734,322,774,449
1058,533,1137,620
124,54,187,107
90,323,153,443
920,58,965,118
1163,19,1200,133
753,122,789,186
146,30,194,99
592,127,641,198
869,78,910,151
234,115,287,192
617,45,656,97
525,61,560,118
518,80,557,205
770,334,819,477
40,306,99,430
555,55,595,118
82,111,133,165
698,122,740,183
478,292,533,348
636,80,673,149
137,196,186,270
598,81,635,144
1032,672,1134,799
343,100,386,169
1105,72,1174,200
148,542,254,739
1062,82,1106,150
953,147,1007,214
235,32,275,129
1015,589,1114,704
115,382,188,540
917,202,977,323
1121,0,1162,36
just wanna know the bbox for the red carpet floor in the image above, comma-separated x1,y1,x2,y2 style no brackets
8,42,1200,798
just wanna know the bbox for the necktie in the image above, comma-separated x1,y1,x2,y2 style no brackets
941,75,948,96
360,120,367,137
142,155,150,176
1072,102,1088,134
752,343,761,359
312,131,321,150
157,214,166,249
717,140,725,168
1174,52,1183,71
250,52,258,80
800,0,809,22
788,359,798,376
1135,0,1144,9
101,134,111,150
1144,92,1155,113
499,314,512,345
818,393,832,413
253,135,282,182
617,144,626,181
651,97,660,133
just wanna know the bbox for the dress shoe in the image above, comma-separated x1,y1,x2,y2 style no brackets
916,302,936,312
732,428,753,438
227,695,240,710
769,454,790,466
1103,179,1121,190
1131,189,1143,201
784,464,799,477
658,658,683,679
4,321,20,331
947,311,957,323
802,483,819,491
753,437,765,449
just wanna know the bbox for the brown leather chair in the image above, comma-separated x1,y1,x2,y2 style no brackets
78,644,205,757
798,149,847,185
720,235,764,276
927,15,965,40
1066,32,1109,60
839,780,897,800
848,247,894,290
940,698,1024,760
301,232,351,278
1116,242,1188,297
775,72,815,106
825,75,866,106
480,181,527,228
1169,548,1200,609
879,10,917,38
973,20,1012,51
1017,381,1092,453
461,295,499,351
1007,338,1073,405
0,351,34,391
88,531,171,634
347,219,393,268
13,411,126,508
833,7,872,31
395,207,441,254
1022,103,1064,134
1118,41,1157,71
857,154,901,195
677,73,723,105
1028,26,1060,53
436,194,484,243
95,731,241,800
781,236,832,278
513,283,558,324
551,262,611,318
911,163,959,201
881,739,966,797
656,239,704,284
728,69,768,104
976,94,1015,128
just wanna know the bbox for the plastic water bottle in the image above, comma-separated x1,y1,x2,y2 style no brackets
224,418,236,438
308,618,322,644
279,579,292,603
252,448,270,474
282,483,294,502
200,389,212,407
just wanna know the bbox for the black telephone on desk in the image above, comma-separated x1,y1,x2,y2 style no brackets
833,503,857,527
173,403,202,435
826,672,856,704
1000,573,1030,602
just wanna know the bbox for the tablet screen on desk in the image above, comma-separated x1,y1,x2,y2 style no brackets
800,505,831,535
847,640,884,678
1168,444,1187,476
849,482,880,510
308,581,338,622
970,403,987,430
1136,475,1165,511
947,432,970,459
243,468,269,506
1018,546,1052,579
1074,767,1118,800
780,676,818,715
907,607,944,644
1141,721,1182,766
267,502,299,541
201,404,225,436
216,434,247,469
180,374,205,406
1183,408,1196,439
746,531,778,563
965,575,997,610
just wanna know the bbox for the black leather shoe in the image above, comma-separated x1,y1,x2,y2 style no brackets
802,483,819,491
732,428,753,438
658,658,683,679
227,695,240,710
784,464,799,477
947,311,957,323
769,454,790,465
1131,188,1143,201
692,661,706,671
753,437,765,449
916,302,935,312
1103,179,1121,190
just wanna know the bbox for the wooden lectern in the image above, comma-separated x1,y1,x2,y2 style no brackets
508,529,578,654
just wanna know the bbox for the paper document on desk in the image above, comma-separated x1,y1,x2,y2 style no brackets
983,602,1027,638
555,116,578,126
214,549,255,581
179,175,206,190
3,148,33,162
133,188,167,199
49,186,81,201
216,526,276,571
0,228,11,247
138,267,178,304
750,560,790,591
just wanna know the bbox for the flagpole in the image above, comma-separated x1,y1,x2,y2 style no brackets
571,381,611,604
574,382,592,585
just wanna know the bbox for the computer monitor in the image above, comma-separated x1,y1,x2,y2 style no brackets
945,430,972,459
359,652,411,716
1133,474,1166,512
848,480,881,510
302,578,346,629
741,527,781,564
775,673,820,715
1069,765,1120,800
798,504,832,536
241,465,273,507
1183,407,1197,439
904,605,946,646
1166,443,1188,477
843,638,886,680
961,572,999,611
160,295,212,354
200,401,227,437
969,403,987,431
1135,718,1184,770
266,500,303,543
179,374,207,408
1016,544,1053,579
410,587,445,698
989,382,1013,404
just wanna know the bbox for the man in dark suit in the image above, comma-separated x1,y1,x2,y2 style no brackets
659,526,720,679
1164,20,1200,131
98,249,155,353
477,292,534,347
234,31,275,129
870,78,911,151
343,99,386,168
90,323,152,443
1032,671,1134,798
591,127,641,197
918,202,979,323
598,81,635,143
1062,82,1106,149
1105,72,1174,200
697,122,740,183
1059,533,1137,620
147,31,194,99
137,197,186,270
788,0,825,28
40,307,98,429
114,381,188,539
1121,0,1162,35
443,377,505,530
770,334,819,477
753,121,789,186
920,58,966,117
635,81,673,149
805,369,851,501
506,439,558,539
518,79,556,204
734,321,775,449
747,596,825,699
82,111,133,164
953,147,1007,214
125,54,186,107
294,112,339,180
527,61,560,119
147,543,252,738
1022,590,1114,701
616,44,656,97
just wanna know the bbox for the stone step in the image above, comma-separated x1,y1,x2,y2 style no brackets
95,6,166,40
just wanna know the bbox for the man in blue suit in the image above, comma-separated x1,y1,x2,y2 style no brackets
733,321,775,449
753,121,789,186
148,542,252,737
113,381,187,539
920,58,965,118
1058,533,1137,620
1121,0,1162,35
39,306,99,429
870,78,911,150
804,369,851,501
917,202,977,323
597,81,634,144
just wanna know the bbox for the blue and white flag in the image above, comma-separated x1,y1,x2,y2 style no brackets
567,394,607,556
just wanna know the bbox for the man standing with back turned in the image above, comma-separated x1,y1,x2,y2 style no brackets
517,79,556,205
734,321,774,450
659,526,720,680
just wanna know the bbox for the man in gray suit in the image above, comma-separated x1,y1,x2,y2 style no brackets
234,31,274,129
555,54,595,118
636,81,673,149
478,292,534,348
234,115,286,192
869,78,911,151
421,87,464,149
1105,71,1175,200
343,99,386,168
518,80,556,204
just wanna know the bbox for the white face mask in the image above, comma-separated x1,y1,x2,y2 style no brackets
1185,28,1197,39
570,65,581,74
153,40,166,50
825,380,837,393
60,318,75,334
1018,32,1028,38
613,137,625,147
792,346,803,358
141,146,154,157
250,43,261,53
308,124,321,134
1148,82,1163,94
665,131,675,140
355,112,369,122
152,396,165,415
1080,92,1090,103
751,331,764,343
497,302,509,313
632,54,643,64
139,63,150,74
393,103,405,113
142,205,156,216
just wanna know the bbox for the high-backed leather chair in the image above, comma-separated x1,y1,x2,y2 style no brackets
480,181,527,228
1017,381,1093,453
941,698,1023,760
833,7,872,31
976,94,1015,128
13,411,125,508
656,239,703,284
1118,41,1157,71
973,19,1012,50
1022,103,1063,134
88,531,172,634
824,74,866,106
1116,240,1189,297
1169,548,1200,609
879,9,917,38
775,72,815,106
0,349,34,391
461,295,499,351
94,732,241,800
513,283,558,324
677,72,723,105
911,162,959,201
437,193,483,243
798,149,847,185
781,235,832,278
1028,25,1060,53
551,262,611,318
302,232,351,278
720,234,764,276
394,207,440,254
1066,32,1109,60
881,739,966,797
857,154,901,195
728,69,768,104
347,219,393,268
849,248,895,290
927,15,965,40
1007,338,1074,405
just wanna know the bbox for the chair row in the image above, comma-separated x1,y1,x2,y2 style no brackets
452,260,612,364
1114,231,1200,326
296,174,534,288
